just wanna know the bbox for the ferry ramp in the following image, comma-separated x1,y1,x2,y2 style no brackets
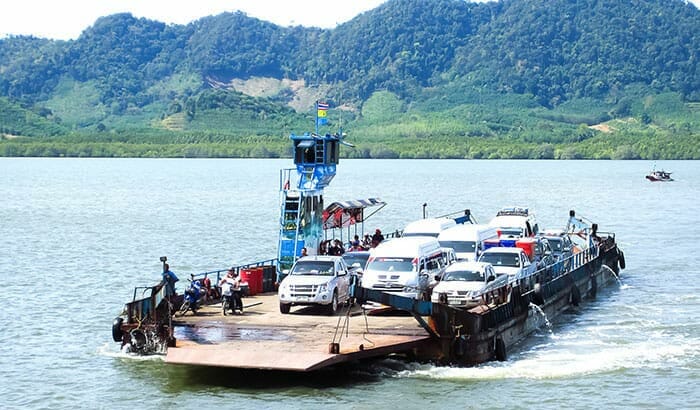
165,293,432,372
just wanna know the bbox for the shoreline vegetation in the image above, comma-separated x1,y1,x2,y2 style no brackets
1,131,698,159
1,1,699,159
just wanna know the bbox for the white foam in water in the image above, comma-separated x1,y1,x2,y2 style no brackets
97,342,165,362
398,330,700,381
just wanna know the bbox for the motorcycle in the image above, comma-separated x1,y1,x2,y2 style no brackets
176,279,202,317
221,281,244,316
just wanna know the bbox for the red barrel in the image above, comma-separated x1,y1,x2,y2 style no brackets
251,267,264,295
240,268,257,296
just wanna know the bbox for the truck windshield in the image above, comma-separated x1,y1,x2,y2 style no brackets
545,238,562,251
366,257,415,272
290,261,335,276
443,270,484,282
343,253,370,268
479,253,520,267
438,240,476,253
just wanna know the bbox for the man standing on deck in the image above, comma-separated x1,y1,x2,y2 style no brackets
371,229,385,248
162,263,179,297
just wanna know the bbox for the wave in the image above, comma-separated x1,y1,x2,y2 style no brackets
397,329,700,381
96,342,165,362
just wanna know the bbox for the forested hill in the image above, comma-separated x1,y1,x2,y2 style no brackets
0,0,699,160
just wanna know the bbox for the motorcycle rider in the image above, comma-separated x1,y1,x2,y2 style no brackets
219,269,243,314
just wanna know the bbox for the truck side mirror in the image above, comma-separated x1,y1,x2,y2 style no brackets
487,275,496,282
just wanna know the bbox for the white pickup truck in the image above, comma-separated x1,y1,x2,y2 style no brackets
477,247,536,283
431,261,509,308
278,255,352,315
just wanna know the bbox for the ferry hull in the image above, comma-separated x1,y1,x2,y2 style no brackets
428,243,621,365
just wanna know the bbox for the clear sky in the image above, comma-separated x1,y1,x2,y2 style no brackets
0,0,388,40
1,0,698,41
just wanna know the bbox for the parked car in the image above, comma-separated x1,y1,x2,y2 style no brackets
362,236,446,300
538,230,574,262
533,236,555,269
401,217,457,238
437,224,498,261
489,206,540,238
278,255,351,315
342,250,371,278
431,261,508,308
477,247,536,282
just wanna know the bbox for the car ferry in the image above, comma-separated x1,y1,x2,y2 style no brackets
111,129,625,370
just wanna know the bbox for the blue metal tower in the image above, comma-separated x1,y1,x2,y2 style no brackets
277,132,344,280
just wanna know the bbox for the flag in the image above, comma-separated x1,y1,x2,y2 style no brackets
316,101,329,126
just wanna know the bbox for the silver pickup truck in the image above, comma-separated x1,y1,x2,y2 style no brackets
278,255,352,315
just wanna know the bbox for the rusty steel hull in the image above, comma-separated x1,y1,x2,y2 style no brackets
117,239,623,371
428,242,622,365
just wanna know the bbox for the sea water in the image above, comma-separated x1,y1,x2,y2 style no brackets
1,158,698,409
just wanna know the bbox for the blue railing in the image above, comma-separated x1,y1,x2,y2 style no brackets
187,258,278,293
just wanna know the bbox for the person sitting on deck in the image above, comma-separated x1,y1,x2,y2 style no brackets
350,235,363,251
200,275,218,301
371,229,385,248
319,240,329,255
329,239,345,256
362,234,372,249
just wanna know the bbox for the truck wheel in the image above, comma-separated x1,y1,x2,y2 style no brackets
327,291,339,316
279,302,291,314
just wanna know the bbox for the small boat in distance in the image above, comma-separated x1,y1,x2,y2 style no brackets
646,169,673,182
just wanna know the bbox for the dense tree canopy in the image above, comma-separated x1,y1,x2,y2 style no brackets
1,0,697,111
0,0,698,159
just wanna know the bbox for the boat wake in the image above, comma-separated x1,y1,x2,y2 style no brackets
396,330,700,381
97,342,165,362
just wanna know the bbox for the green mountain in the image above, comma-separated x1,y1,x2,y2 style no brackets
0,0,699,159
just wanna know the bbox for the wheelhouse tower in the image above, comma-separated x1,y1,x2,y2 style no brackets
277,132,342,279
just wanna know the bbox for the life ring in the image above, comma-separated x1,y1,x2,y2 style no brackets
570,286,581,307
112,317,124,342
495,337,507,361
453,336,466,358
531,283,545,306
618,249,626,270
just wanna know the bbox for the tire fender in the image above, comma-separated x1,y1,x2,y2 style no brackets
532,283,545,306
130,329,147,351
495,337,507,361
618,249,626,270
112,317,124,342
589,275,597,299
570,285,581,307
